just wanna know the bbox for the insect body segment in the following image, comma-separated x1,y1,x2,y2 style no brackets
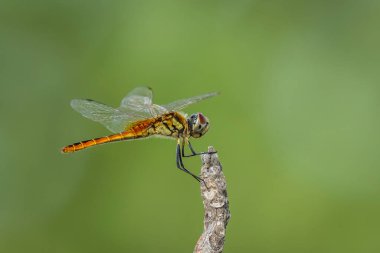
62,132,132,153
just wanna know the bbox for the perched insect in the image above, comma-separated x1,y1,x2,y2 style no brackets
62,87,218,182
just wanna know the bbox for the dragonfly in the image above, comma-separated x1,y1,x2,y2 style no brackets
62,87,218,182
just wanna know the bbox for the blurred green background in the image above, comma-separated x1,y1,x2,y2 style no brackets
1,0,379,252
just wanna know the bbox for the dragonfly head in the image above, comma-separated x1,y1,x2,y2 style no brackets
188,113,210,138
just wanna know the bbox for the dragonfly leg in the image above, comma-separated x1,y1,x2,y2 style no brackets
181,140,217,158
176,141,204,183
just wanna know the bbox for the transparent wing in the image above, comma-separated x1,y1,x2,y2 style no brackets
70,88,218,132
71,99,146,133
120,86,153,109
162,92,219,112
119,86,167,116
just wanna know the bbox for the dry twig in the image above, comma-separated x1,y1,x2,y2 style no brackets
194,146,230,253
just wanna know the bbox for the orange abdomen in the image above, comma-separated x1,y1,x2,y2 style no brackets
62,116,158,153
61,131,137,153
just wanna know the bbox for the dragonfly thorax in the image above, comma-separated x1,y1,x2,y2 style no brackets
187,113,210,138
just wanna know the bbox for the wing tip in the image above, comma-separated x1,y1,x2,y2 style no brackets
204,91,220,98
70,99,81,108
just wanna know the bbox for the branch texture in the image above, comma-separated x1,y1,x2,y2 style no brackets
194,146,230,253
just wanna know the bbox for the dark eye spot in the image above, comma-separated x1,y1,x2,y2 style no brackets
198,125,202,129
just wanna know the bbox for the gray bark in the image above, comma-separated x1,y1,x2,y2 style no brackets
194,146,230,253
